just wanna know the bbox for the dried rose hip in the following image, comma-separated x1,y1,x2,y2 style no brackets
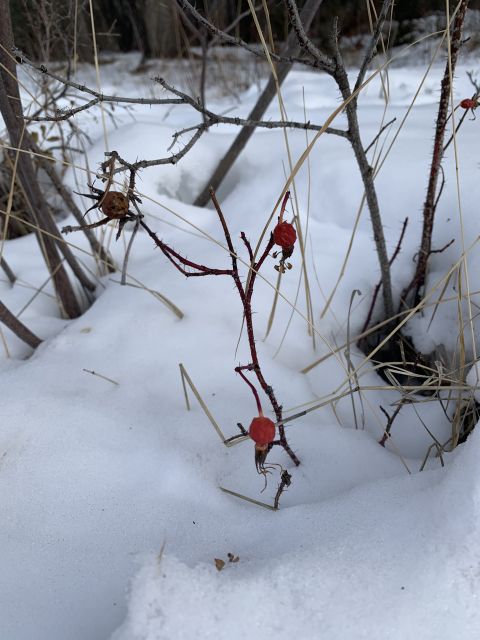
101,191,130,219
249,416,276,445
273,221,297,249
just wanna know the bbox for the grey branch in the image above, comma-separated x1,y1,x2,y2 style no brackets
177,0,317,69
283,0,395,319
283,0,334,73
354,0,394,93
156,77,348,138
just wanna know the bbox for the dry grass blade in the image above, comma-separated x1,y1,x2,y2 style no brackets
345,289,365,429
264,269,282,340
16,260,65,318
178,363,246,447
248,0,315,348
109,278,184,320
179,363,191,411
121,218,140,285
219,486,277,511
82,368,119,386
87,0,109,151
276,387,359,427
427,271,452,331
0,324,10,357
321,193,366,319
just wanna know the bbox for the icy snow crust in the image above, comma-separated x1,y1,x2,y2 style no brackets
1,56,480,639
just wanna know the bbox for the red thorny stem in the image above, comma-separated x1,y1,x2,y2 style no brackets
210,189,300,466
140,188,299,467
278,190,290,223
235,365,264,416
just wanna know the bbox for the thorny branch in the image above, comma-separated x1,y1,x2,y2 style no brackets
16,53,347,181
283,0,334,73
401,0,469,309
154,77,349,140
15,54,347,141
63,153,300,506
283,0,396,320
145,185,301,501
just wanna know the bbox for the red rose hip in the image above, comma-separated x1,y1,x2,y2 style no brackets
273,221,297,249
460,98,477,109
249,416,276,445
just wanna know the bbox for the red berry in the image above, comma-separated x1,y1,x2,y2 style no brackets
460,98,477,110
249,416,275,445
273,221,296,249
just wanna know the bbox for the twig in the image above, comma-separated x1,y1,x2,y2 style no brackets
354,0,394,93
361,217,408,336
14,51,184,120
283,0,333,73
364,117,396,154
156,77,348,138
0,256,16,284
235,365,263,415
273,470,292,509
429,238,455,255
139,218,233,277
121,216,140,285
378,403,403,446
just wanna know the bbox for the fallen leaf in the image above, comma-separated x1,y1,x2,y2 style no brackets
214,558,225,571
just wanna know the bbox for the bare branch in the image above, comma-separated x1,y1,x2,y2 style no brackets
354,0,395,93
0,257,16,284
401,0,469,309
177,0,317,69
156,77,348,138
283,0,334,73
364,117,396,154
111,126,207,173
15,50,182,105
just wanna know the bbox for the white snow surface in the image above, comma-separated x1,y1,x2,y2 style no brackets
2,53,480,639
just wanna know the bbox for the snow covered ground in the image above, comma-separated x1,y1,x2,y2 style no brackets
2,49,480,639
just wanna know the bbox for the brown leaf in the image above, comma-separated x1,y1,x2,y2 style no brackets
214,558,225,571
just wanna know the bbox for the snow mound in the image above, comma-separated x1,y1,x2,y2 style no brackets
113,429,480,640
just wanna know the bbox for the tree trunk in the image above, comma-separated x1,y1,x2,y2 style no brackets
0,0,83,318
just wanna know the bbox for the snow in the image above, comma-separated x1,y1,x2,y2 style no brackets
113,429,480,640
2,50,480,639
